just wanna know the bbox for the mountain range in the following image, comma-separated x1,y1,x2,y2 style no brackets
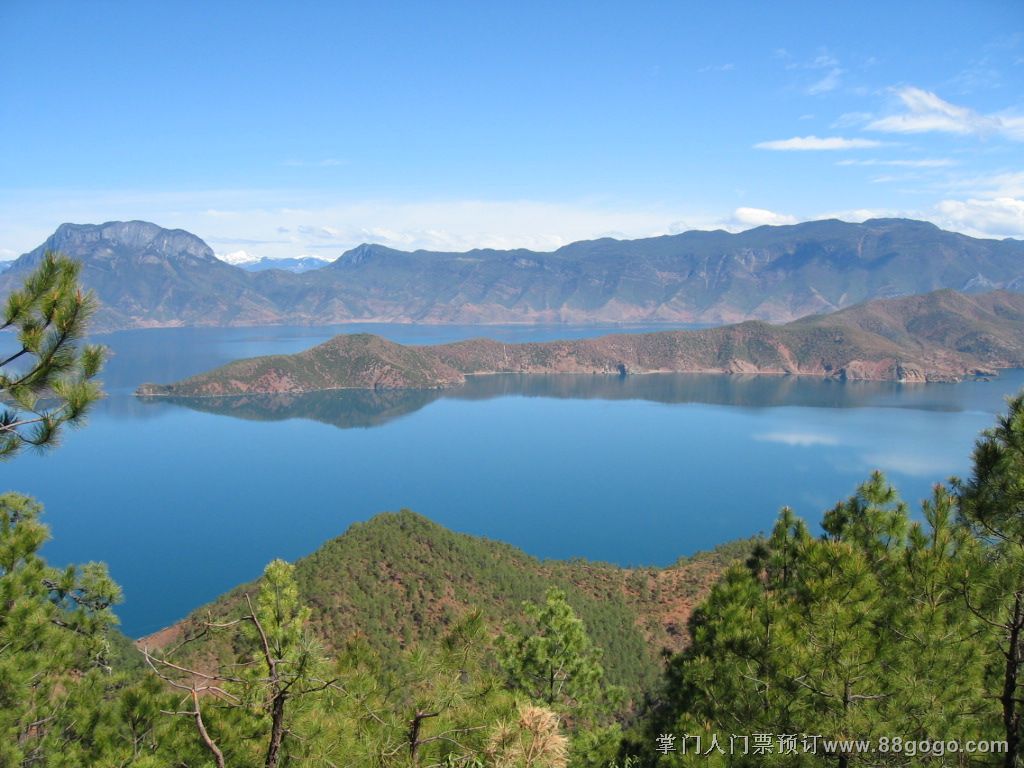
136,289,1024,395
3,218,1023,332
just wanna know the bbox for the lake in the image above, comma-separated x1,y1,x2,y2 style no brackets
3,323,1022,638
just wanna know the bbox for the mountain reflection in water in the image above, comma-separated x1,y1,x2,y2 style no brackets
141,371,985,430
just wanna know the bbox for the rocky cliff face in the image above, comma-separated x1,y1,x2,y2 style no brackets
2,221,281,330
18,221,217,267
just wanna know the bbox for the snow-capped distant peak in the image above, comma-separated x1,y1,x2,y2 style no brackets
216,249,262,265
215,251,331,272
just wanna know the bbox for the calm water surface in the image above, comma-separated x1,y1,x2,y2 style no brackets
3,323,1022,637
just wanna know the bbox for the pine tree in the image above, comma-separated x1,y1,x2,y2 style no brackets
644,473,1002,767
0,493,122,765
144,558,334,768
0,252,105,459
499,588,623,768
956,392,1024,767
499,588,610,716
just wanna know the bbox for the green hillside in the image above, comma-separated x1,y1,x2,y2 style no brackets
143,510,753,698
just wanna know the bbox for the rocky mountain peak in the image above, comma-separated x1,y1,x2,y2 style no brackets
19,220,217,267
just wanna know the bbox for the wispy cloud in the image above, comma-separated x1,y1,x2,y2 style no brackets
205,235,291,245
698,63,735,73
938,171,1024,198
946,34,1021,94
836,158,954,168
782,50,844,95
831,111,875,129
807,67,843,95
755,135,883,151
866,87,1024,140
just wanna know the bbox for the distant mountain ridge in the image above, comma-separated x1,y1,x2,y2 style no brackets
217,249,330,273
4,218,1023,331
136,290,1024,396
236,256,331,273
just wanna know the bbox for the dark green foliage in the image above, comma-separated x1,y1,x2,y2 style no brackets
499,588,618,715
0,493,130,765
499,589,626,768
956,392,1024,767
0,251,105,459
633,461,1021,766
176,510,706,704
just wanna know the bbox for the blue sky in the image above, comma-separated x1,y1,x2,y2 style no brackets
0,1,1021,260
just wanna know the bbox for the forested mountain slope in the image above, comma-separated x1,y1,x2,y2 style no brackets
140,510,752,697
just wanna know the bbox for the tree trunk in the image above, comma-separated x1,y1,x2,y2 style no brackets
265,694,287,768
408,711,438,767
192,690,226,768
1002,592,1023,768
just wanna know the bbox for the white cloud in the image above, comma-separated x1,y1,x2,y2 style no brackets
996,115,1024,141
933,197,1024,238
807,67,843,95
941,171,1024,198
730,207,798,227
755,432,839,447
698,63,735,73
831,111,874,128
867,87,1023,140
755,135,884,151
836,158,954,168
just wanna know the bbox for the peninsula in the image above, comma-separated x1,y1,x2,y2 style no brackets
136,290,1024,396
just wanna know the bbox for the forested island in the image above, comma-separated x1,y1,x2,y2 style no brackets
137,289,1024,397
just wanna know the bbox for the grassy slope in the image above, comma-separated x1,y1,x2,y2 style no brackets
141,511,754,698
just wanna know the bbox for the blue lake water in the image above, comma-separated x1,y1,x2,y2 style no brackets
2,323,1022,638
